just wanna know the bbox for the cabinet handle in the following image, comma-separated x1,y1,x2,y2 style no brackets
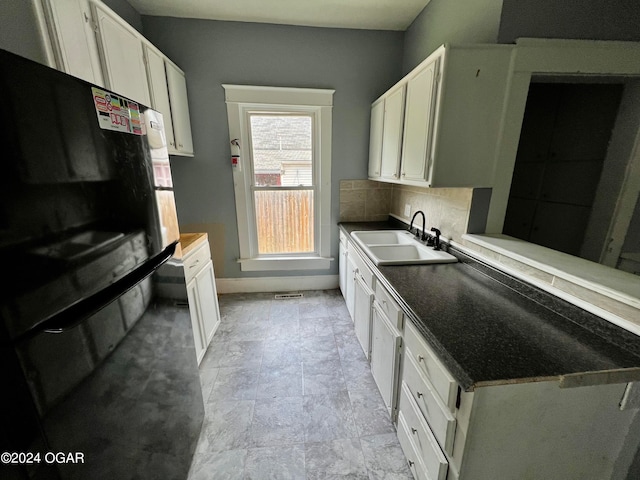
189,260,200,269
408,460,415,467
416,391,423,398
178,143,184,148
411,427,417,435
417,355,424,362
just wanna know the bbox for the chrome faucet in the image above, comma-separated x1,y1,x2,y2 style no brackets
409,211,426,240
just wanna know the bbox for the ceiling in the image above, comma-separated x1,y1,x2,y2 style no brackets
126,0,431,31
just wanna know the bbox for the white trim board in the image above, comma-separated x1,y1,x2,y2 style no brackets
216,274,339,294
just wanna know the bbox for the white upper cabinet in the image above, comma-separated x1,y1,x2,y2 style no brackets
368,99,385,178
401,56,440,183
42,0,104,86
92,1,150,106
379,83,406,181
166,60,195,156
369,44,513,188
144,44,176,150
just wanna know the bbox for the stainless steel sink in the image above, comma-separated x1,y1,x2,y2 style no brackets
32,231,125,261
350,230,457,266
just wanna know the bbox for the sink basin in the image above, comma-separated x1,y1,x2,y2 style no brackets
32,231,125,261
350,230,457,266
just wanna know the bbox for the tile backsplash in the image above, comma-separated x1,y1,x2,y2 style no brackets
339,180,474,243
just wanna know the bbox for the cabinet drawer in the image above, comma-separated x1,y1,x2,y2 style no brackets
340,230,347,246
374,281,403,331
183,241,211,283
348,243,374,289
397,412,430,480
405,320,458,411
403,351,456,455
398,383,448,480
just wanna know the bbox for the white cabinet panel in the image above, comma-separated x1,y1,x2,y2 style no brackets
370,301,402,415
401,57,439,183
339,233,348,296
92,2,150,105
195,260,221,347
166,61,194,156
368,99,384,179
144,45,176,150
379,84,405,181
353,272,374,359
43,0,103,85
186,278,206,364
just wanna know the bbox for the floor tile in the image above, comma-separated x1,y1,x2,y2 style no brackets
348,388,396,437
256,362,303,398
302,359,348,395
360,433,413,479
249,396,305,447
262,340,302,367
192,290,412,478
244,445,305,480
188,449,247,480
303,392,359,443
200,340,264,369
305,438,369,480
207,367,259,401
198,400,254,453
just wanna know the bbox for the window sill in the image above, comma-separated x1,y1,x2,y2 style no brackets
238,256,333,272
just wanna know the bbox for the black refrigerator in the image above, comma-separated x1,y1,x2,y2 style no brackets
0,50,204,479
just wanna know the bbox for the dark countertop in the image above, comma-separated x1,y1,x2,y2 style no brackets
340,220,640,391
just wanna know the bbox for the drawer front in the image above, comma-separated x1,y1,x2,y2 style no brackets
339,230,347,245
399,383,448,480
403,349,456,455
183,241,211,283
374,281,403,331
348,243,374,289
405,320,458,411
397,412,430,480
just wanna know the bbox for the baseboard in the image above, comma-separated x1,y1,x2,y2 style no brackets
216,275,339,294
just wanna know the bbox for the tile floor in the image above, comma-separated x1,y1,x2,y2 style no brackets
188,289,412,479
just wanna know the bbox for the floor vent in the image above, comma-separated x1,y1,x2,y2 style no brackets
274,292,304,300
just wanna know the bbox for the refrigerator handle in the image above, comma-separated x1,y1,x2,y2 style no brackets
15,242,177,343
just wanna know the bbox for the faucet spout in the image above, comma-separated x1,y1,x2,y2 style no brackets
409,211,426,240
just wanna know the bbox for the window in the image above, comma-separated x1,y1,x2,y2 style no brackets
223,85,334,271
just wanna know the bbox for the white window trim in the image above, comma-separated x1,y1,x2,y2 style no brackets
223,85,334,271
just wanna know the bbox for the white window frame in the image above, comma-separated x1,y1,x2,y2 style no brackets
223,85,334,271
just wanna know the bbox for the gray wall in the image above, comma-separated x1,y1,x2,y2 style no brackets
402,0,503,73
498,0,640,44
101,0,143,33
141,17,403,278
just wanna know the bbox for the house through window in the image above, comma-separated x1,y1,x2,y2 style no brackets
249,113,314,254
223,85,334,272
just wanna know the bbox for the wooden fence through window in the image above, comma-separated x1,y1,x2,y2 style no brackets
254,190,314,254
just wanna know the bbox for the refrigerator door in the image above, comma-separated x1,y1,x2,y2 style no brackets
0,49,203,479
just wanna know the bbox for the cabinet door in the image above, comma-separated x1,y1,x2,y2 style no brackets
166,61,194,155
401,58,440,183
368,99,385,179
186,278,206,364
144,45,176,151
380,84,406,180
339,239,348,296
195,260,221,347
43,0,104,85
371,301,402,415
92,3,150,105
353,273,374,359
346,255,357,321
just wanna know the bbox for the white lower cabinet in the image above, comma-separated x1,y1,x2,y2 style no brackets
339,232,639,480
183,240,220,364
353,270,374,359
345,254,357,320
370,300,402,416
